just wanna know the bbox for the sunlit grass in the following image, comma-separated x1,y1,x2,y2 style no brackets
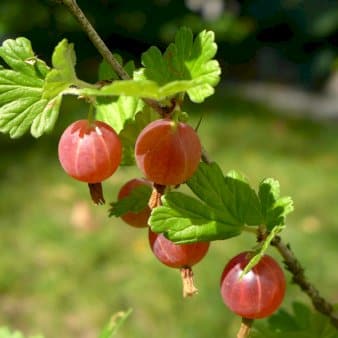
1,93,338,337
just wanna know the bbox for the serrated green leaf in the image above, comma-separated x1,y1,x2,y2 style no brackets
109,184,152,217
96,95,144,133
224,170,263,225
150,162,292,244
142,46,172,85
43,39,77,99
81,78,214,102
0,37,49,79
259,178,294,230
30,95,62,137
187,163,263,226
140,27,221,102
99,309,132,338
0,37,66,138
150,191,242,243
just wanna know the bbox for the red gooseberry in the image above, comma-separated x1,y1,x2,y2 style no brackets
58,119,122,183
135,119,201,186
149,229,210,297
220,251,286,319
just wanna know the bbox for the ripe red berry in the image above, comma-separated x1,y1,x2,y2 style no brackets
149,230,209,268
135,119,201,186
149,229,210,297
118,178,152,228
58,119,122,183
220,252,286,319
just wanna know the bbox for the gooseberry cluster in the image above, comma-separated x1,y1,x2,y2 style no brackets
57,115,286,320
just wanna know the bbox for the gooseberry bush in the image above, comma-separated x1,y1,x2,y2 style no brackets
0,1,337,337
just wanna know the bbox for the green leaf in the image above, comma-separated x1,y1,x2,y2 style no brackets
224,170,263,225
81,28,221,103
150,192,242,243
109,184,152,217
96,95,144,134
252,302,338,338
0,37,64,138
259,178,294,230
150,162,293,244
81,78,214,102
241,225,285,276
0,37,49,78
150,163,260,243
42,39,77,99
187,163,263,226
141,27,221,102
99,309,132,338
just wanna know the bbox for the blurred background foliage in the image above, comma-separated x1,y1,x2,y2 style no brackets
0,1,338,338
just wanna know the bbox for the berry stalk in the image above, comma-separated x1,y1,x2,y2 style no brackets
237,318,253,338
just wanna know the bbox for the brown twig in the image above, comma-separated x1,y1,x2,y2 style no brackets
59,0,169,117
237,318,253,338
60,0,129,80
271,236,338,328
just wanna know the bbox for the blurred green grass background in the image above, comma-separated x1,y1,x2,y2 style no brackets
1,90,338,338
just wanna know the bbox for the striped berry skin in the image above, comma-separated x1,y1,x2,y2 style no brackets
148,229,210,268
220,252,286,319
135,119,202,186
58,119,122,183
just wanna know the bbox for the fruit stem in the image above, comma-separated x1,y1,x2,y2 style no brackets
237,318,253,338
180,267,198,297
87,104,95,125
88,183,105,205
148,183,166,209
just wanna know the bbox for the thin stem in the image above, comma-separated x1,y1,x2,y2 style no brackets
59,0,169,117
237,318,253,338
87,104,95,124
60,0,130,80
271,236,338,328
